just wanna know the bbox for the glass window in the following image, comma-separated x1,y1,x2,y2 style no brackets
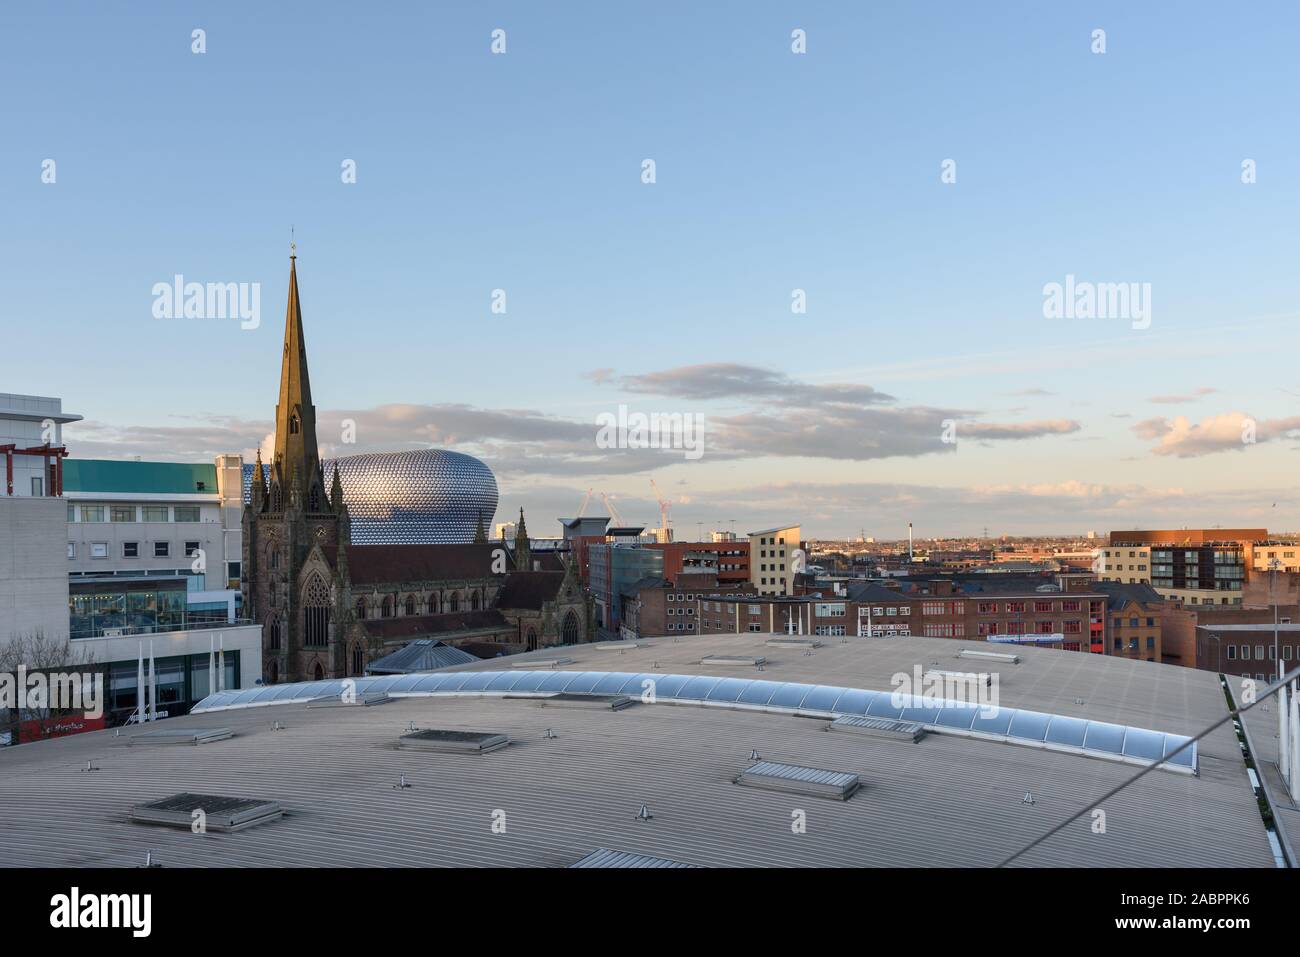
67,542,75,559
111,506,136,523
154,542,170,557
123,542,138,558
142,506,169,522
90,542,108,559
174,506,200,523
80,505,105,523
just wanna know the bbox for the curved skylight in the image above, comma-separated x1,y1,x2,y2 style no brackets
192,670,1198,774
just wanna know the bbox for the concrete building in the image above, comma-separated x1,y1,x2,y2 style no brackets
64,457,245,593
0,496,69,644
1,394,80,645
749,524,801,596
0,392,80,497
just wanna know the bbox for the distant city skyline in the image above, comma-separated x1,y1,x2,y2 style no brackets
6,3,1299,538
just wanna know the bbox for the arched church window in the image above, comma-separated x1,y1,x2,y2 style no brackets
405,595,416,616
470,591,480,611
290,414,300,435
303,575,331,647
562,611,579,644
381,595,394,618
449,592,460,613
356,596,367,619
428,594,439,614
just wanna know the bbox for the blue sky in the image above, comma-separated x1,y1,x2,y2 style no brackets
3,1,1299,537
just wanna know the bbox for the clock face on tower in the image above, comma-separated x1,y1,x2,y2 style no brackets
316,527,328,541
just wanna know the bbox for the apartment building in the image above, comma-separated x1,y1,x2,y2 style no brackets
749,524,801,596
648,540,751,586
1097,545,1151,584
1109,529,1262,607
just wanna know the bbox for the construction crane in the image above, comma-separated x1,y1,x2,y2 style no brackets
649,478,672,534
576,488,594,517
599,492,625,527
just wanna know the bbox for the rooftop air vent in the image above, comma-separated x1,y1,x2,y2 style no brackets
736,760,860,801
306,691,392,708
397,729,509,754
958,648,1020,664
530,692,635,711
570,848,701,868
596,641,642,650
765,638,821,649
129,728,233,746
829,714,926,742
701,655,766,666
510,657,576,669
926,669,992,687
131,793,281,831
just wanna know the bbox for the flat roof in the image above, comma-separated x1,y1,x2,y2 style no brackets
0,634,1273,868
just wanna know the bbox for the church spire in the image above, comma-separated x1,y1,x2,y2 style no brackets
514,507,531,570
273,252,323,509
251,449,266,511
473,509,488,544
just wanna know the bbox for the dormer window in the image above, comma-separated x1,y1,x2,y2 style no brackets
289,414,300,435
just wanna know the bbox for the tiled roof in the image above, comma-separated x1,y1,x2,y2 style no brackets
495,571,564,610
361,610,508,640
325,543,504,585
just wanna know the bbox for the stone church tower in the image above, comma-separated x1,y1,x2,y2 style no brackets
242,253,350,683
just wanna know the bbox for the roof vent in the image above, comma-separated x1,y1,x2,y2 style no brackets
307,691,391,708
701,655,766,666
510,656,576,669
131,793,282,832
530,692,635,711
765,638,821,649
596,641,642,650
958,648,1020,664
829,714,927,742
570,848,700,868
926,669,992,687
735,760,860,801
398,729,509,754
129,728,233,746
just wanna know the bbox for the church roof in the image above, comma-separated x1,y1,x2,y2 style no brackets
495,570,565,610
324,543,503,585
361,610,508,641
